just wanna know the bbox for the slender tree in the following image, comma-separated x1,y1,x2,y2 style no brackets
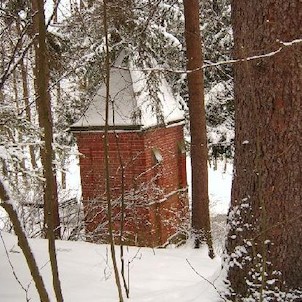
183,0,214,257
31,0,61,239
103,1,124,301
20,56,37,170
31,0,64,300
226,0,302,300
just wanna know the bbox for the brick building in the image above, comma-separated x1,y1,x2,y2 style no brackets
70,54,189,247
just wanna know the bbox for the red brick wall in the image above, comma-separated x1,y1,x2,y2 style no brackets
75,124,188,247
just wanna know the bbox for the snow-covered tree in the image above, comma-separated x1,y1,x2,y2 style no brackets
201,0,234,163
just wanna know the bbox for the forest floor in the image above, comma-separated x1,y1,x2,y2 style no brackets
0,231,228,301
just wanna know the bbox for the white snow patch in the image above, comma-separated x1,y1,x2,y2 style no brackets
0,232,225,301
186,157,232,215
208,162,232,215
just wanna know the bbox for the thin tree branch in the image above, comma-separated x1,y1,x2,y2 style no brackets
113,38,302,74
252,213,302,242
0,16,36,90
0,34,37,90
46,0,62,28
186,258,227,302
0,231,30,301
103,0,124,301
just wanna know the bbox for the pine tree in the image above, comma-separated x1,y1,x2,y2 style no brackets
183,0,214,256
226,0,302,299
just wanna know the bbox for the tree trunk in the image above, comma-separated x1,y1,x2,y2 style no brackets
183,0,214,258
103,1,124,301
31,0,60,239
16,19,37,170
20,59,37,169
226,0,302,299
31,0,64,301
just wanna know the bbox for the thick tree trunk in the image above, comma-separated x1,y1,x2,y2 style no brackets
183,0,214,257
226,0,302,299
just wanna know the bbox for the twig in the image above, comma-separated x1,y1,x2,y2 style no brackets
186,258,227,302
46,0,62,28
0,17,37,90
0,231,31,301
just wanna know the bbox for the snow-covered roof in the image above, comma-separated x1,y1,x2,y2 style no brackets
70,53,184,131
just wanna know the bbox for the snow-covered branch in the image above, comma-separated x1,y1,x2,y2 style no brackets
203,38,302,69
113,38,302,74
0,34,38,90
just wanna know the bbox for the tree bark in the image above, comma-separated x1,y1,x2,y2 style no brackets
31,0,64,301
183,0,214,258
226,0,302,299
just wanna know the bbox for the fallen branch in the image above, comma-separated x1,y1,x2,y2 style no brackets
186,258,227,302
0,231,30,301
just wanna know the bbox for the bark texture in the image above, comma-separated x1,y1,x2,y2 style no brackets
183,0,214,257
227,0,302,299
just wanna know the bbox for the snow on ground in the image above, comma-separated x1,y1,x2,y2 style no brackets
186,157,232,215
0,232,226,302
208,162,232,215
0,156,231,301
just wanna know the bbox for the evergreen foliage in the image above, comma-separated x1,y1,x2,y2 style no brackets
201,0,234,162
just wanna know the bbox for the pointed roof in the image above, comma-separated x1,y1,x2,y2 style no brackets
70,53,184,131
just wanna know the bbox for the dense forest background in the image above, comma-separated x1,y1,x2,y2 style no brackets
0,0,233,231
0,0,301,301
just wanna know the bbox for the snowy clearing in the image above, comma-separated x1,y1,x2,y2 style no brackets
0,232,226,302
